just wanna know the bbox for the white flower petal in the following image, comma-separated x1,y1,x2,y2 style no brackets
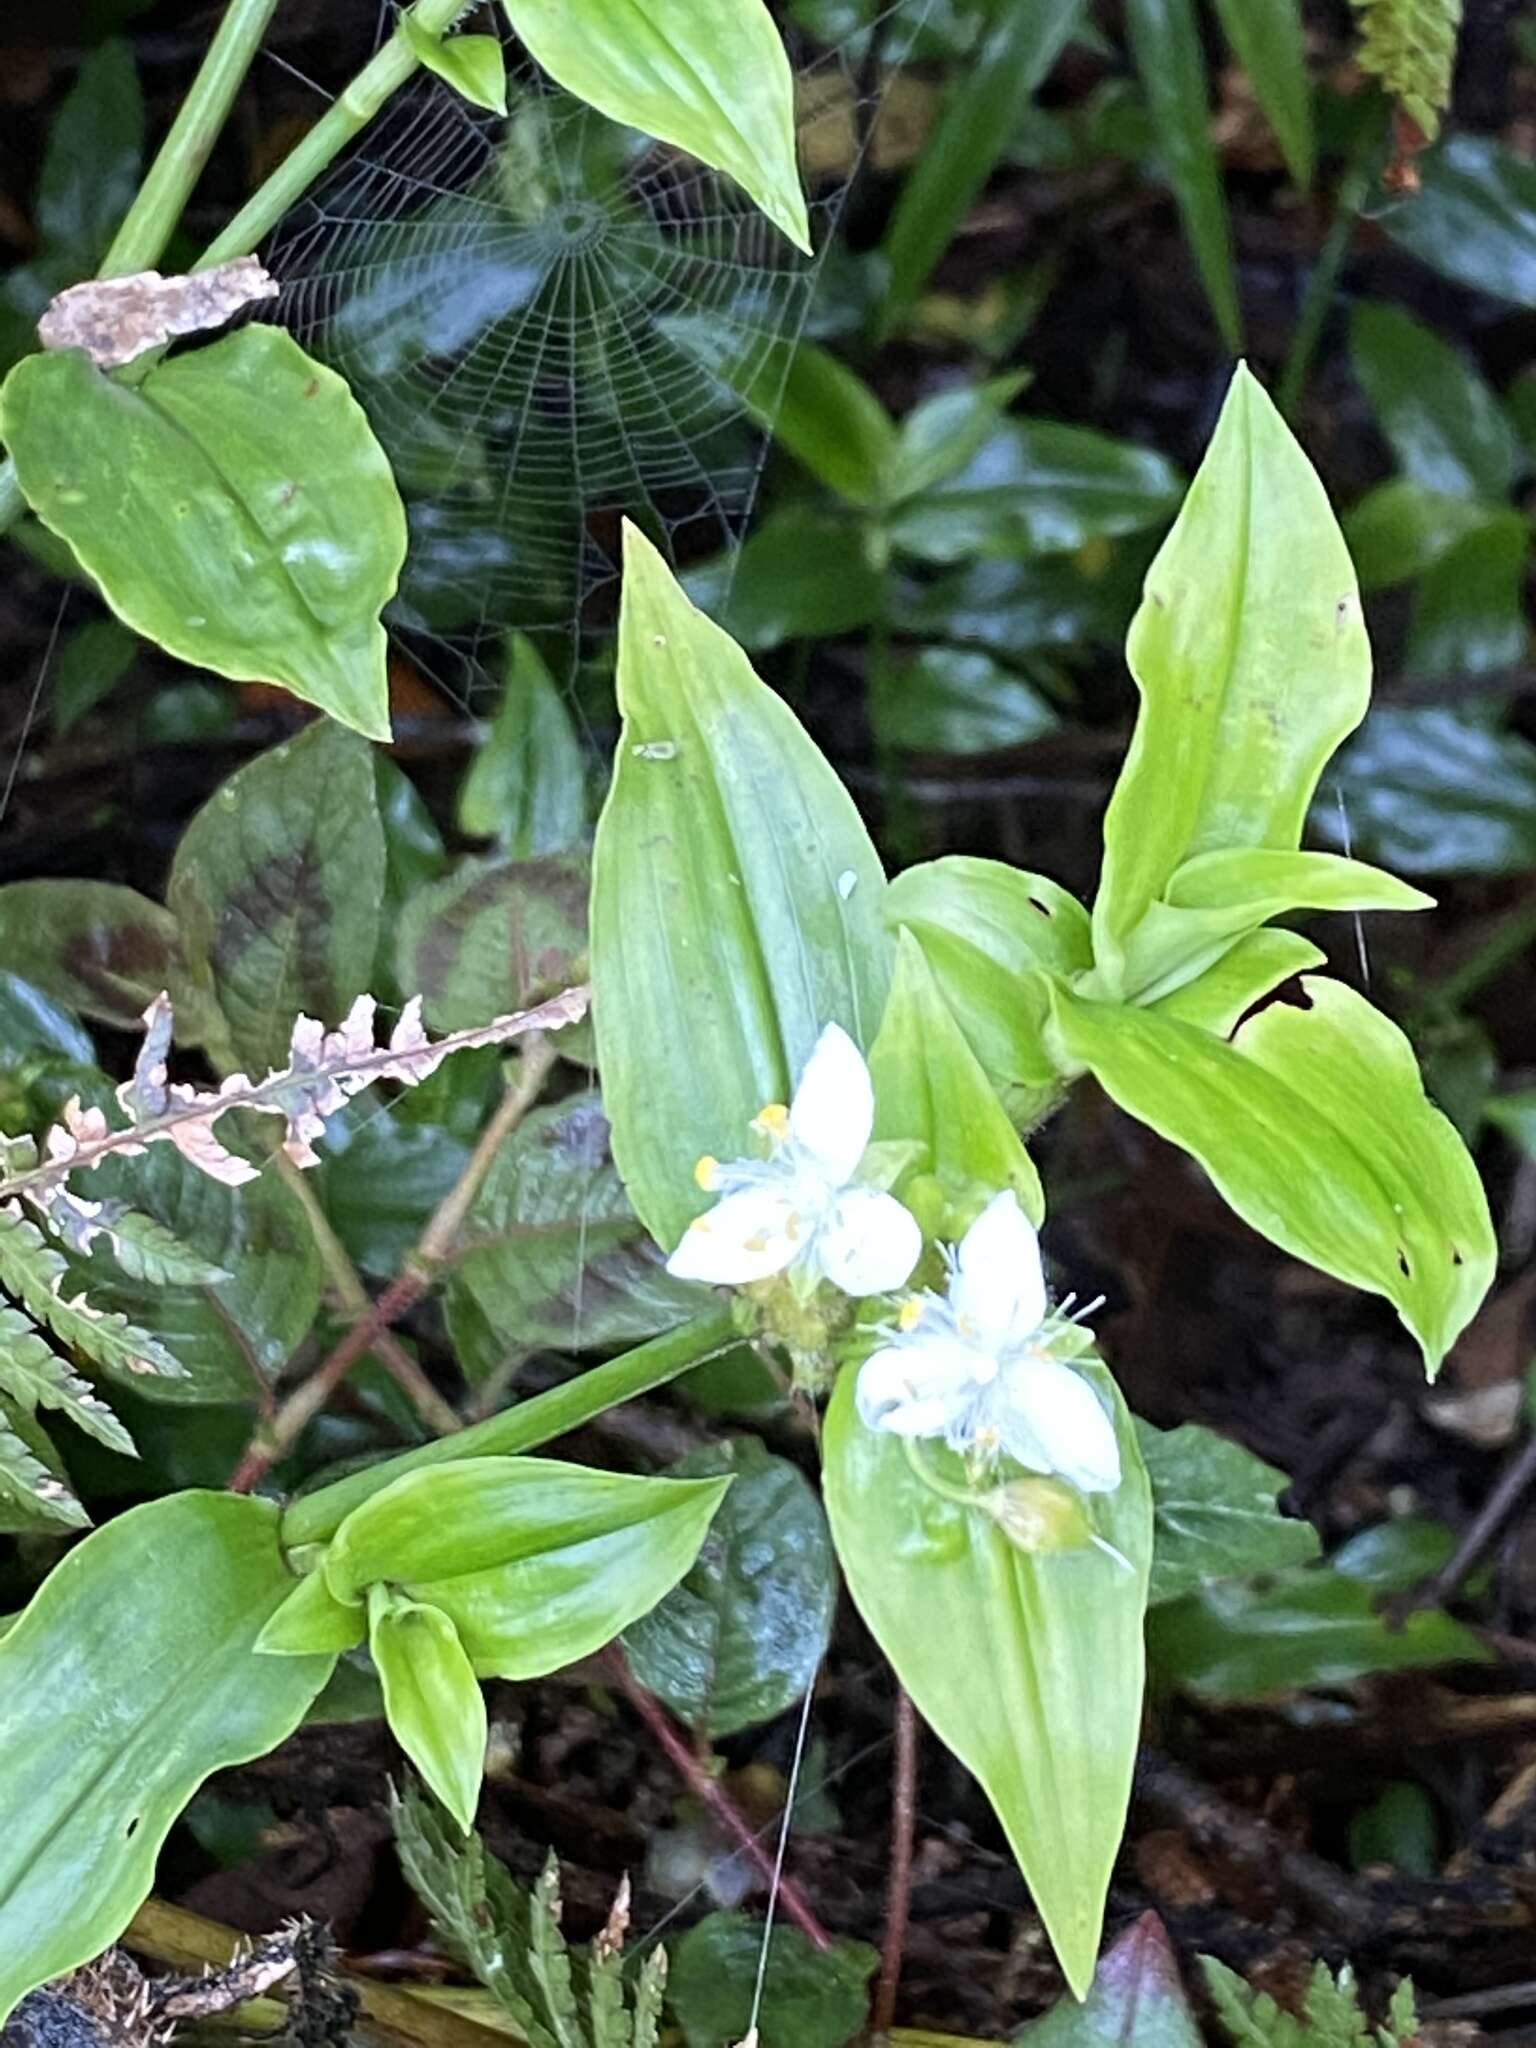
664,1184,810,1286
787,1022,873,1183
815,1187,922,1297
856,1337,985,1437
1000,1353,1121,1493
952,1190,1047,1346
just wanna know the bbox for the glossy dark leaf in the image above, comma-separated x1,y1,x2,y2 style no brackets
1148,1522,1489,1698
689,508,885,650
50,616,139,735
35,39,143,272
0,881,197,1036
1321,706,1536,877
1379,134,1536,307
1138,1421,1318,1607
623,1437,835,1736
869,645,1059,754
396,853,589,1043
1350,300,1521,502
1343,478,1489,591
452,1091,704,1355
169,719,386,1072
670,1912,877,2048
1016,1912,1202,2046
1123,0,1241,348
1405,510,1529,680
887,419,1182,563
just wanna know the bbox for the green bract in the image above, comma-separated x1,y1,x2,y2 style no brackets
369,1585,487,1832
263,1455,730,1680
0,328,406,741
824,1364,1152,2002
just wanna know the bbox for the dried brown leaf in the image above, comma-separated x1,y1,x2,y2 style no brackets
37,257,279,369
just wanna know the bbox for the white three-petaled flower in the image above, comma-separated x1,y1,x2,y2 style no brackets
856,1189,1121,1493
665,1023,922,1297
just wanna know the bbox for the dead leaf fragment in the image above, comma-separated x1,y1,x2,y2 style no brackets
37,256,279,370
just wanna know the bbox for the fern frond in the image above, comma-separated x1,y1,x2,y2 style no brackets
1351,0,1462,140
3,985,588,1221
391,1780,656,2048
1201,1955,1420,2047
0,1201,183,1385
0,1303,134,1456
0,1402,88,1532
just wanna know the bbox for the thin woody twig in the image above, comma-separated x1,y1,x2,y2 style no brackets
230,1035,558,1494
607,1650,832,1952
872,1688,918,2037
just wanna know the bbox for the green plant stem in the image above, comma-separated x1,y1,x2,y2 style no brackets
101,0,285,277
231,1035,557,1493
1277,104,1383,421
0,0,471,540
198,0,471,270
281,1307,739,1547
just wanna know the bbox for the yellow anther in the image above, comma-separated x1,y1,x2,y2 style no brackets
694,1154,721,1191
896,1295,925,1332
752,1102,789,1141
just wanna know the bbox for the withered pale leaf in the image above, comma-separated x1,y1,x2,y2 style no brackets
37,256,279,369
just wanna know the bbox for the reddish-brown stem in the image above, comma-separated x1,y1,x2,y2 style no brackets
873,1687,918,2037
229,1036,557,1495
607,1652,832,1952
229,1267,429,1493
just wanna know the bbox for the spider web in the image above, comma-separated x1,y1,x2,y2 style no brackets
264,4,928,713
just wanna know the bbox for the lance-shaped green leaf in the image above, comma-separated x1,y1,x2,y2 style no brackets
884,855,1090,1113
1091,366,1372,998
370,1586,486,1833
458,632,587,855
500,0,809,252
591,523,891,1250
0,329,406,742
401,16,507,114
869,929,1043,1223
823,1362,1150,1999
169,719,386,1073
878,0,1085,334
0,1492,333,2020
1113,847,1432,1005
1123,0,1240,349
1209,0,1313,188
1048,978,1494,1373
1149,928,1324,1036
313,1454,731,1679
